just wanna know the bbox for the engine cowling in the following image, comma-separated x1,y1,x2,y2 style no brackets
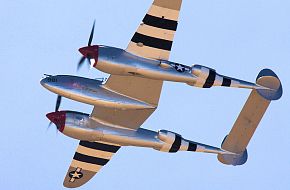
47,111,103,141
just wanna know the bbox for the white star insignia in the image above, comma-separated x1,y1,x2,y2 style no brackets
175,64,185,72
69,168,83,182
71,172,82,179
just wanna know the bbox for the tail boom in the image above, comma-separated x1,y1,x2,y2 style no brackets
188,64,271,90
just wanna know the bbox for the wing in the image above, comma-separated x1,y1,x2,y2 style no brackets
91,76,161,129
126,0,183,60
91,0,184,129
63,141,120,188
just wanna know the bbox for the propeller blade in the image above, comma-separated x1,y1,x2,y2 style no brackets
46,121,59,134
77,20,95,71
88,20,96,46
46,121,52,131
86,58,91,69
77,56,86,71
55,95,62,112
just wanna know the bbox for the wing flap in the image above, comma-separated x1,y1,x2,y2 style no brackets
90,105,155,130
63,141,120,188
94,75,162,130
104,75,163,106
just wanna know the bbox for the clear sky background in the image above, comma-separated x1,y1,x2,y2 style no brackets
1,0,289,189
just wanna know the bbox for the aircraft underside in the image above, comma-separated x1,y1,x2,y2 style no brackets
40,0,283,188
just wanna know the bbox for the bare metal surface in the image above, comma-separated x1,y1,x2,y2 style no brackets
40,75,155,109
61,111,232,155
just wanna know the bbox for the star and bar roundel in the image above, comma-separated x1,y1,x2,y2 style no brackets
69,167,84,182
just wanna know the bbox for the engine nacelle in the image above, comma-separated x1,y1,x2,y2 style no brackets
47,111,103,141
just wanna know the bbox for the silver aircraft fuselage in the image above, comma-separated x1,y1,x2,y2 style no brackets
40,75,155,109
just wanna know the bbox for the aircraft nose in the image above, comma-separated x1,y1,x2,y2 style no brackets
78,45,99,59
46,111,66,132
40,77,48,87
40,76,58,89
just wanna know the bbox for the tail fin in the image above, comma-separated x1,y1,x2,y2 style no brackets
218,69,282,166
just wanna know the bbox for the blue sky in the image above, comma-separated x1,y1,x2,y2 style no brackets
1,0,289,189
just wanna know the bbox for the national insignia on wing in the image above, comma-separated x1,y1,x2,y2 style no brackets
69,167,83,182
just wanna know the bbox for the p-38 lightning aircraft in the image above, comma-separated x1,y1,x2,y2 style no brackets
40,0,282,188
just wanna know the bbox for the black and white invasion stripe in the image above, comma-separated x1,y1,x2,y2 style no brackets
204,72,233,88
79,141,120,153
126,0,182,60
187,142,197,152
142,14,178,31
169,134,182,153
130,13,177,52
202,69,216,88
73,152,109,166
70,141,120,172
191,65,234,88
159,131,199,153
131,32,173,51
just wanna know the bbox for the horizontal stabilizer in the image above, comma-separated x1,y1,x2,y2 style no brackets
218,69,282,166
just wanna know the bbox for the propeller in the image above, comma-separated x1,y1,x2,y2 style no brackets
55,95,62,112
77,20,96,71
47,95,62,129
88,20,95,46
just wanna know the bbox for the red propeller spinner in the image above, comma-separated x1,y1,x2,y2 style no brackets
46,111,66,132
79,45,99,66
